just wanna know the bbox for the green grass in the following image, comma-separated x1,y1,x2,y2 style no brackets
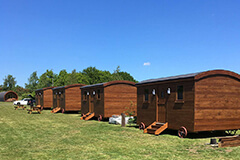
0,102,240,160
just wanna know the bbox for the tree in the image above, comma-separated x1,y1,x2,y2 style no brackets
55,69,69,86
37,70,57,88
15,85,29,97
112,66,138,82
82,67,112,84
66,69,88,85
25,71,39,93
2,74,17,91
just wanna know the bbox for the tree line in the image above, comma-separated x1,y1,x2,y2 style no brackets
0,66,137,98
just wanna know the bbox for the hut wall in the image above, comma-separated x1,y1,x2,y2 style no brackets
43,89,53,108
137,85,157,127
65,87,81,111
53,88,65,109
104,84,137,118
81,89,89,114
194,75,240,132
137,78,195,132
81,87,105,116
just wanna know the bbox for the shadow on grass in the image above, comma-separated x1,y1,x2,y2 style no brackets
159,129,232,139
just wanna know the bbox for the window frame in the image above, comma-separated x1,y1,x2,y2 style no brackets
144,89,149,103
97,89,101,100
83,91,87,101
176,85,184,103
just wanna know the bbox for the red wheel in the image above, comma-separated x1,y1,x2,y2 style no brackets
98,115,102,121
178,126,188,138
139,122,146,130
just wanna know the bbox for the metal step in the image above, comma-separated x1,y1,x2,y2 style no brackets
156,122,165,125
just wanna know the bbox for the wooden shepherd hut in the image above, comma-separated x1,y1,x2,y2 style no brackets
52,84,85,113
80,80,137,121
136,70,240,138
0,91,18,102
35,87,55,109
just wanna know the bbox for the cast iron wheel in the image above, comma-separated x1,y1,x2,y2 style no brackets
178,126,188,138
139,122,146,130
225,130,237,135
98,115,102,121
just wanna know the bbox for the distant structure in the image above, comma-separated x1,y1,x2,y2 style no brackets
0,91,18,102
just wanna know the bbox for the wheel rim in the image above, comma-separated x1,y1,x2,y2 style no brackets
139,122,145,130
98,115,102,121
178,126,188,138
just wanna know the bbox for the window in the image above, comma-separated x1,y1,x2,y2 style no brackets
97,90,101,100
83,91,87,101
177,86,183,100
144,89,149,102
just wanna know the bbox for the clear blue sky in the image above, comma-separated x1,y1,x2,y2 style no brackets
1,0,240,87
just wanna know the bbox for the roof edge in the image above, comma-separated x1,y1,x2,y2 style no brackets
195,69,240,81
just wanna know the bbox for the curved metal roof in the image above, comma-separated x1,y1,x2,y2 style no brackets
136,69,240,85
81,80,135,89
0,91,7,101
52,84,85,90
35,86,55,92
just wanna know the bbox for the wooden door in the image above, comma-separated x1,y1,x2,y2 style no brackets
38,95,40,105
57,94,60,108
156,88,167,122
89,94,94,113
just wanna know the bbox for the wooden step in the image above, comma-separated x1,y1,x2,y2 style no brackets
51,107,61,113
85,112,95,120
154,122,168,135
144,121,157,133
151,124,164,129
144,122,168,135
147,128,158,134
80,112,91,120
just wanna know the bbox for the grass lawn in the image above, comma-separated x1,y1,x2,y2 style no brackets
0,102,240,160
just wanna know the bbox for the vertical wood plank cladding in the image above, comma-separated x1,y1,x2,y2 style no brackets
81,82,136,118
195,76,240,132
65,87,82,111
52,88,65,109
104,84,137,118
81,87,105,116
43,89,53,108
137,85,156,127
81,88,89,115
35,90,44,106
137,79,195,132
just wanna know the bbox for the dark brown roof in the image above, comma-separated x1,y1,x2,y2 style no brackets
81,80,135,89
52,84,85,90
136,69,240,85
136,72,201,85
35,86,55,92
